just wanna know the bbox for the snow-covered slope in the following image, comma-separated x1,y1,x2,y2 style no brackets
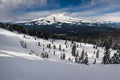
0,27,115,63
0,28,120,80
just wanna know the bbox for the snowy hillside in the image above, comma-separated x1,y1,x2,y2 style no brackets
0,28,120,80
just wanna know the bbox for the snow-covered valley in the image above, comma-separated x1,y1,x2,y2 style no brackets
0,28,120,80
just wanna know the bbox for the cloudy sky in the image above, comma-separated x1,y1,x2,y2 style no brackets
0,0,120,22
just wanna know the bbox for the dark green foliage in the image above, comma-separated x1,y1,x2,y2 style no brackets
0,22,120,51
43,48,44,51
93,59,96,64
84,56,89,65
53,51,55,55
53,45,56,49
20,41,27,48
59,45,61,51
41,52,49,58
71,44,76,56
110,48,120,64
60,53,66,60
102,41,111,64
65,40,67,45
47,43,51,49
80,49,85,63
66,45,67,48
96,49,99,58
111,53,120,64
38,42,40,46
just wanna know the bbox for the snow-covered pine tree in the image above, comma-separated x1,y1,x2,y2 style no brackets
65,40,67,45
93,59,96,64
45,52,49,58
93,51,96,64
66,45,67,48
102,41,111,64
77,44,79,48
53,45,56,49
48,43,51,49
38,42,40,46
43,48,44,52
60,53,66,60
71,43,76,57
80,49,85,63
59,45,61,51
84,52,89,65
63,53,66,60
53,51,55,55
20,41,27,48
96,49,99,58
111,48,120,64
111,53,119,64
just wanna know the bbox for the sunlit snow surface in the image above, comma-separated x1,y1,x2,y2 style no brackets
0,28,120,80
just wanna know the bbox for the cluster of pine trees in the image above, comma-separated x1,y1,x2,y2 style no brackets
1,22,120,65
102,40,120,64
71,43,89,65
20,41,27,48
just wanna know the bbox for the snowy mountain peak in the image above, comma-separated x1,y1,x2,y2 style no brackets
15,13,120,27
44,13,79,24
15,13,80,25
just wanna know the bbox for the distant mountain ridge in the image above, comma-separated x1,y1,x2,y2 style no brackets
15,13,120,28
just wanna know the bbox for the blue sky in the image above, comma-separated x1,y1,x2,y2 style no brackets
0,0,120,22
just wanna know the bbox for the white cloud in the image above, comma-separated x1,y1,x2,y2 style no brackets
0,0,120,22
0,0,47,22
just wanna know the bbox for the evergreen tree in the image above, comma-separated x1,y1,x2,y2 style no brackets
80,43,82,47
63,53,66,60
65,40,67,45
20,41,27,48
71,44,76,56
77,44,79,48
66,45,67,48
84,53,89,65
43,48,44,52
93,45,95,48
60,53,66,60
111,53,119,64
23,35,25,38
111,48,120,64
53,45,56,49
75,56,78,63
59,45,61,51
51,40,54,44
80,49,85,63
96,49,99,58
48,43,51,49
41,52,49,58
102,42,111,64
53,51,55,55
45,52,49,58
63,49,65,52
93,59,96,64
38,42,40,46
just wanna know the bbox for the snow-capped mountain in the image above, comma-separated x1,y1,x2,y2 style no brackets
15,13,120,28
15,13,85,25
